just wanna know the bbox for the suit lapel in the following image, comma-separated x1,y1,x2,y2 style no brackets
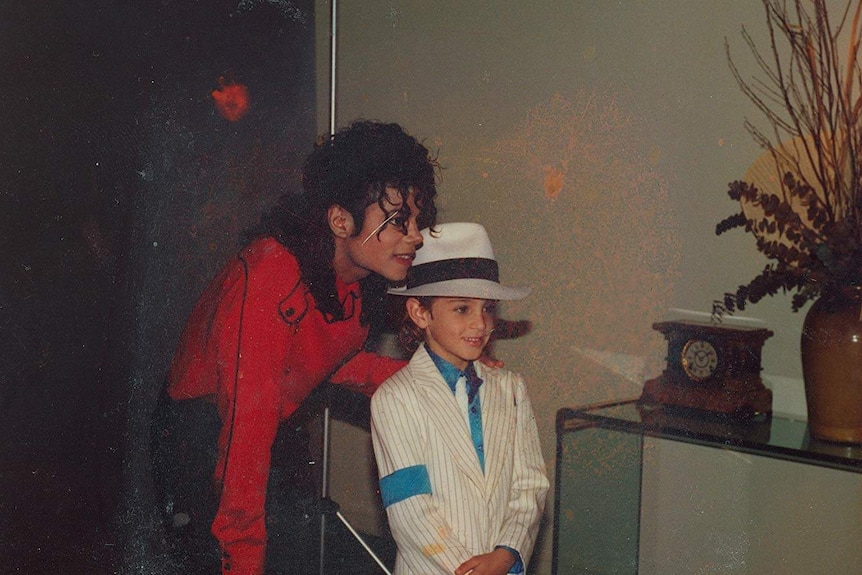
411,348,486,490
475,363,514,500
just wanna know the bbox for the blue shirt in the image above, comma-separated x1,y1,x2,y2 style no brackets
424,344,485,472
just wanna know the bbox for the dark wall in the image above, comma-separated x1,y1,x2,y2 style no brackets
1,1,316,572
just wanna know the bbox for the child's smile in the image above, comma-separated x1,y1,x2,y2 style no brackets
414,297,497,370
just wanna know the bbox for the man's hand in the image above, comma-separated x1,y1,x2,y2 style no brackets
478,353,504,369
454,548,516,575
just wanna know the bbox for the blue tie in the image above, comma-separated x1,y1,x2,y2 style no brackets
465,363,483,404
463,363,485,472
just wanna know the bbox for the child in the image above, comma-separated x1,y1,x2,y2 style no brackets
153,120,439,575
371,222,549,575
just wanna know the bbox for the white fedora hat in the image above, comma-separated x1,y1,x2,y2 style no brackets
388,222,530,300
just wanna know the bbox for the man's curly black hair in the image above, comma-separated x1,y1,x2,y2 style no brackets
249,120,440,328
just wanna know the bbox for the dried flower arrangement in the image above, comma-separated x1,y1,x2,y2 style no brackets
713,0,862,319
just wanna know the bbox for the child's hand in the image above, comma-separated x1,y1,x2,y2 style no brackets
454,548,515,575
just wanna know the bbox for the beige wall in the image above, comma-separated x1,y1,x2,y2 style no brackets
317,2,826,572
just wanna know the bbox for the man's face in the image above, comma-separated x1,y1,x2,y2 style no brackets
335,187,424,283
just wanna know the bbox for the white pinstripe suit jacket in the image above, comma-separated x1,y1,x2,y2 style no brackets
370,346,549,575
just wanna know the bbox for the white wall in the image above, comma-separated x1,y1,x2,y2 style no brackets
317,2,831,572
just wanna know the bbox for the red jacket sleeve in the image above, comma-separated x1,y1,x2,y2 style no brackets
208,254,293,575
329,350,407,397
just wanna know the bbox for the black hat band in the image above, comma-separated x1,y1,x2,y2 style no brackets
406,257,499,289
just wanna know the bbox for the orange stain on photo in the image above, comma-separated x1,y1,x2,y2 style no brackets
543,164,565,200
212,77,250,122
422,543,445,557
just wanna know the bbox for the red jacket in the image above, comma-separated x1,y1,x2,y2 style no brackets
167,237,404,574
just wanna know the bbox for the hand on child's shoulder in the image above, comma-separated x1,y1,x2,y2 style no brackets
478,354,504,369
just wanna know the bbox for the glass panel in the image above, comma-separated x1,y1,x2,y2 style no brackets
554,419,641,575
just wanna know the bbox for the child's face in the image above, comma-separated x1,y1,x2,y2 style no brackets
335,187,424,283
410,297,497,370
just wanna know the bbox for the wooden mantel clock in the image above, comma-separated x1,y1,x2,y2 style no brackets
640,320,774,417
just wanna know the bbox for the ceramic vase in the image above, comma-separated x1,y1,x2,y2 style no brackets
801,286,862,444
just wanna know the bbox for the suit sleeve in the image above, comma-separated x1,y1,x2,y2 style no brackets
370,378,472,574
495,376,549,571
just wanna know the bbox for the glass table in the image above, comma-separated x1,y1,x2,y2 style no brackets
554,399,862,574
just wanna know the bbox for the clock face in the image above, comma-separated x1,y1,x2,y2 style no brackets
681,339,718,381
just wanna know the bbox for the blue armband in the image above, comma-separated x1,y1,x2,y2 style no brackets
495,545,524,574
379,465,432,508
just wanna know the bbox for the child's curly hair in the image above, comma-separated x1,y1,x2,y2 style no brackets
249,120,440,327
